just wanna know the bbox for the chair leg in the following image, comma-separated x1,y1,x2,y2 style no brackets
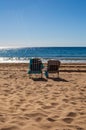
41,73,43,78
45,71,48,78
48,73,49,78
29,74,30,78
29,74,31,78
58,71,59,78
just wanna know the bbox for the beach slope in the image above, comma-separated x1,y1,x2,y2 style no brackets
0,63,86,130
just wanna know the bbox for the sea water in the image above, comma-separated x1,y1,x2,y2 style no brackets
0,47,86,63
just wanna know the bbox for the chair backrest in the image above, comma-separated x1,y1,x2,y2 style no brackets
47,60,61,72
30,58,42,72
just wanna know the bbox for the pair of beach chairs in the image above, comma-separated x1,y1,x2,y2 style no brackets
28,58,61,78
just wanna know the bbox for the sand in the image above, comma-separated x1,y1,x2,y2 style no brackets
0,63,86,130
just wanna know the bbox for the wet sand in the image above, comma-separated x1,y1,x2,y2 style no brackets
0,63,86,130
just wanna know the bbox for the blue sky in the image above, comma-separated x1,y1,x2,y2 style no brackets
0,0,86,47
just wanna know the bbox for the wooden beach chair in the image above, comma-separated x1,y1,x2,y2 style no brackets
45,60,61,78
28,58,44,78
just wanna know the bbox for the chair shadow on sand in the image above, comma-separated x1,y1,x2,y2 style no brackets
48,77,68,82
31,77,68,82
31,77,48,82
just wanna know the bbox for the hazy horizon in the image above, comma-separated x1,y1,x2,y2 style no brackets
0,45,86,49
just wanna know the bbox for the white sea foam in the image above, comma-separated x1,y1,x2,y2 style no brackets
0,57,86,63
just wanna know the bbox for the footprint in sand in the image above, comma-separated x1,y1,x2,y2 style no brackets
77,128,84,130
50,102,58,106
70,101,77,105
45,84,53,87
3,83,9,87
0,126,19,130
62,117,73,123
79,112,85,115
63,112,77,123
36,101,44,105
67,112,77,117
35,117,42,122
0,114,6,122
24,112,47,122
63,98,69,103
47,117,56,122
76,126,84,130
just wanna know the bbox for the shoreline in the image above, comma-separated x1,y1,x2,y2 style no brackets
0,63,86,72
0,57,86,64
0,59,86,64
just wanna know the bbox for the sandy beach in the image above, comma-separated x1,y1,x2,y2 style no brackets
0,63,86,130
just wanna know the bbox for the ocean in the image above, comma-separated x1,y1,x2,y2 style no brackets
0,47,86,63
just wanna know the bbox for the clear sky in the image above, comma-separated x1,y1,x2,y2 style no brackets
0,0,86,47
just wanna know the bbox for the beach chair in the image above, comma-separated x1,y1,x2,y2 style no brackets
28,58,44,78
45,60,61,78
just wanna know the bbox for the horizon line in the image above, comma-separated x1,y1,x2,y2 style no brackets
0,46,86,49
